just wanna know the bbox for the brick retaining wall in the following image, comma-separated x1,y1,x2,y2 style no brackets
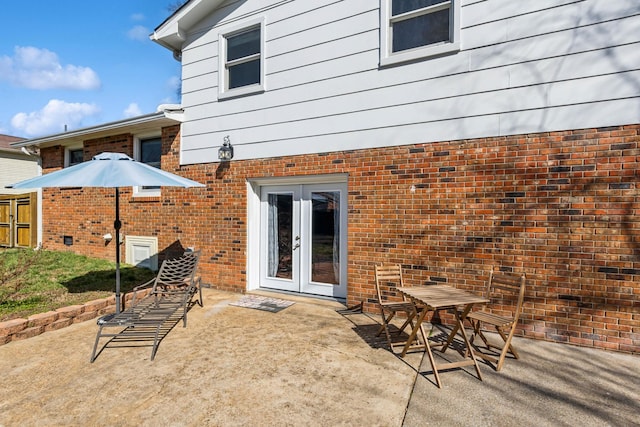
0,290,148,346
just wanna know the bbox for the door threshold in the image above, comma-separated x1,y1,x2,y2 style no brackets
251,288,346,307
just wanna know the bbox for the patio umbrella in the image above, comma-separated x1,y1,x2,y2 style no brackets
6,152,205,313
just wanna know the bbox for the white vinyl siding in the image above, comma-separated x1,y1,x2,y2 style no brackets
176,0,640,165
0,153,40,195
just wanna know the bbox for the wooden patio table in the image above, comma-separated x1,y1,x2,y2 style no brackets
396,285,489,388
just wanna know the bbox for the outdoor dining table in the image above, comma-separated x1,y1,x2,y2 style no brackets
396,285,489,388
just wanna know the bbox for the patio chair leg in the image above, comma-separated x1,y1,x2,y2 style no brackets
496,327,520,359
376,311,396,337
90,326,104,363
150,324,162,361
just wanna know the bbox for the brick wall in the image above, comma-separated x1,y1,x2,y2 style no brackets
39,124,640,353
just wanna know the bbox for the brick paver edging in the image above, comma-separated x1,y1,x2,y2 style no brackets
0,289,150,345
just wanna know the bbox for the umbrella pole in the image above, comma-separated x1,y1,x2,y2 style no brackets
114,187,122,314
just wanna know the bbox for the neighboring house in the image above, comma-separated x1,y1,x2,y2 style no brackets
0,134,40,248
14,0,640,352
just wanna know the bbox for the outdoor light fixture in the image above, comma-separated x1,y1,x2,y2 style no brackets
218,135,234,161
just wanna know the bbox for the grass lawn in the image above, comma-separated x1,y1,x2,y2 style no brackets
0,248,156,321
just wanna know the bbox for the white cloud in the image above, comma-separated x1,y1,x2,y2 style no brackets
131,13,145,21
127,25,150,42
11,99,100,137
123,102,142,118
0,46,100,90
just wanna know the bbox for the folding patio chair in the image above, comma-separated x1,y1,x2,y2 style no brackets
374,264,427,354
466,267,526,371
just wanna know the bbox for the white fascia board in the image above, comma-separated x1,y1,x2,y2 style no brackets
152,0,226,51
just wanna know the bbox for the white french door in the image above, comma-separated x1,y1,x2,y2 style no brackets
259,183,347,298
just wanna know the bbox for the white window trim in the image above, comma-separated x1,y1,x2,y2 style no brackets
64,145,83,167
380,0,460,67
218,17,266,101
133,134,161,198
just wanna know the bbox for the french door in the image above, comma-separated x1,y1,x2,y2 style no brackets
259,183,347,298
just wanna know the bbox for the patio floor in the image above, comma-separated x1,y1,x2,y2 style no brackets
0,288,637,426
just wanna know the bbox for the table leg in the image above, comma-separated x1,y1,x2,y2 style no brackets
453,305,483,381
424,309,443,388
441,304,471,353
400,306,443,388
400,306,429,357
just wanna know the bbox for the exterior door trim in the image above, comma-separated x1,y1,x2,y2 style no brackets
246,174,348,299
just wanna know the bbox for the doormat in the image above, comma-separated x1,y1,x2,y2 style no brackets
229,295,295,313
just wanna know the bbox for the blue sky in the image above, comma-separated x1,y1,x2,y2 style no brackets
0,1,182,138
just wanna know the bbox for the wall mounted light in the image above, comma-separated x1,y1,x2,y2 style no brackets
218,135,234,161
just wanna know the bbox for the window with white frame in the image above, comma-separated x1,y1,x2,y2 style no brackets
380,0,460,66
218,19,265,99
65,147,84,167
133,136,162,197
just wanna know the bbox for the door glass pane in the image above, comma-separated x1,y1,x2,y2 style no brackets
311,192,340,285
267,194,293,279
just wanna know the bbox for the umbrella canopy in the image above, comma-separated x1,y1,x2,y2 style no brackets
8,152,204,188
7,152,205,313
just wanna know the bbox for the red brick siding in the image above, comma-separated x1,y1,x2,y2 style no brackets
39,124,640,353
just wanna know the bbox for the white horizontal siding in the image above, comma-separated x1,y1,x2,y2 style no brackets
177,0,640,165
0,155,40,194
183,72,639,146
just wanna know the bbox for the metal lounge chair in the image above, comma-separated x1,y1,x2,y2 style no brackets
90,250,202,362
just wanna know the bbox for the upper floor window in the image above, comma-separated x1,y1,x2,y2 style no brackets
380,0,460,67
218,18,265,100
134,136,162,197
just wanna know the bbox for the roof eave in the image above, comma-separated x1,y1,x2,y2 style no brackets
0,147,36,158
151,0,226,52
11,111,182,150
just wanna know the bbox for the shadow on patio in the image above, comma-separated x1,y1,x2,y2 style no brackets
0,288,637,426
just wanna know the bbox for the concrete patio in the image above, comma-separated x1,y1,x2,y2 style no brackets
0,288,637,426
